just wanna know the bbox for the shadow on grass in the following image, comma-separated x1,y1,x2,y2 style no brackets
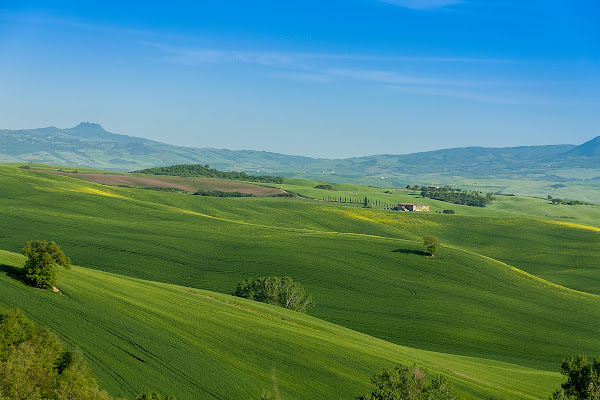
392,249,429,256
0,264,25,283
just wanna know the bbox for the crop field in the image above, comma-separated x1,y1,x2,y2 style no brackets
0,164,599,398
35,169,286,195
275,178,600,227
281,172,600,204
0,250,561,399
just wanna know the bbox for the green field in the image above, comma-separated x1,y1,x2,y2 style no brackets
0,250,561,399
1,164,599,399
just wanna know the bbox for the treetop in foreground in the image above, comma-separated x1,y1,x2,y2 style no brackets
0,307,115,400
0,308,175,400
550,354,600,400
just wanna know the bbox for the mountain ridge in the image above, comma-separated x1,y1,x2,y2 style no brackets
562,135,600,157
0,121,585,164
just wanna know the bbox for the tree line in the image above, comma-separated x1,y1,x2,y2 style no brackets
548,196,593,206
407,185,494,207
134,164,284,184
193,190,253,197
321,195,395,208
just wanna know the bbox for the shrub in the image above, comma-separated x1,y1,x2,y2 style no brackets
234,276,315,313
136,393,176,400
356,364,458,400
442,209,455,214
315,184,335,190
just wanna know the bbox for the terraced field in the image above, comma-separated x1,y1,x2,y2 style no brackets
0,164,599,398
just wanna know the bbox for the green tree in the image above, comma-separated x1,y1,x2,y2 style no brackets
356,364,458,400
234,276,314,313
22,240,71,288
423,236,441,257
0,308,114,400
550,355,600,400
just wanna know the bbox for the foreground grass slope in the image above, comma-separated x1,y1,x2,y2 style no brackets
0,250,560,400
0,165,598,371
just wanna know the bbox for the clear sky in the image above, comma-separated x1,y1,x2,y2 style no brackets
0,1,598,158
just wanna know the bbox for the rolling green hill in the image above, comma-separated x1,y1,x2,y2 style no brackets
0,162,599,395
0,250,561,400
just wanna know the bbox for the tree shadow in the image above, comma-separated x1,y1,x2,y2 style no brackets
392,249,429,256
0,264,25,283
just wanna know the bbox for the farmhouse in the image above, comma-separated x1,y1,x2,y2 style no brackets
394,203,430,212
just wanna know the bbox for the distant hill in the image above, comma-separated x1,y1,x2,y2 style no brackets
0,122,315,172
562,136,600,157
1,122,599,200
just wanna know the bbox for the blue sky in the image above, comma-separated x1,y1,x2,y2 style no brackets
0,0,598,157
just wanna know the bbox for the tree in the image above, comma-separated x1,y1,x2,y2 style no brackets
423,236,441,257
0,308,114,400
550,355,600,400
22,240,71,289
234,276,315,313
356,364,458,400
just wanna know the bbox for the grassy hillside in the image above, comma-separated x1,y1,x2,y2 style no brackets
0,164,599,377
0,250,561,400
275,178,600,226
278,172,600,204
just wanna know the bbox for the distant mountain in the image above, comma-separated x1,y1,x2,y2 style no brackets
562,136,600,157
0,122,316,172
1,122,598,190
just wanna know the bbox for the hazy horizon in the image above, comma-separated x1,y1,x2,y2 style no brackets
3,120,592,160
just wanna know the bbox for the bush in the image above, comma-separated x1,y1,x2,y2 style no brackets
234,276,315,313
442,209,455,214
136,393,176,400
315,184,335,190
356,364,458,400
